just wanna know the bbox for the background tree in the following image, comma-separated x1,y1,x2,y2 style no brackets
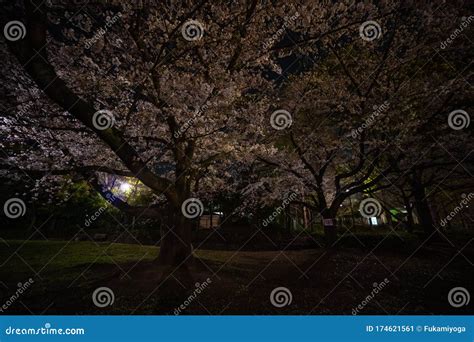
254,0,472,243
1,0,375,266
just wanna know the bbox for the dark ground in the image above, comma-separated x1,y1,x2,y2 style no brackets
0,231,473,315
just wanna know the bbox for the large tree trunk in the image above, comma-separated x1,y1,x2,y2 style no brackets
158,205,194,267
413,184,437,236
405,203,415,233
321,209,337,247
284,206,292,234
152,204,195,303
401,195,415,233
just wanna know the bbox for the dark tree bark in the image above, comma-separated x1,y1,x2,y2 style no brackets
403,196,415,233
6,0,198,267
412,179,436,236
158,204,194,267
321,208,337,247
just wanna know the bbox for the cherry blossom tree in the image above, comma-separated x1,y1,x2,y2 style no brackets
254,0,472,243
1,0,347,266
1,0,471,267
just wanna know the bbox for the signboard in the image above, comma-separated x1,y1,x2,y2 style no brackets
322,218,334,226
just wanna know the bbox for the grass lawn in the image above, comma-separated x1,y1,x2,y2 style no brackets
0,236,472,315
0,240,158,284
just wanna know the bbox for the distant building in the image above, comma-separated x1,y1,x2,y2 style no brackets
199,213,222,229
